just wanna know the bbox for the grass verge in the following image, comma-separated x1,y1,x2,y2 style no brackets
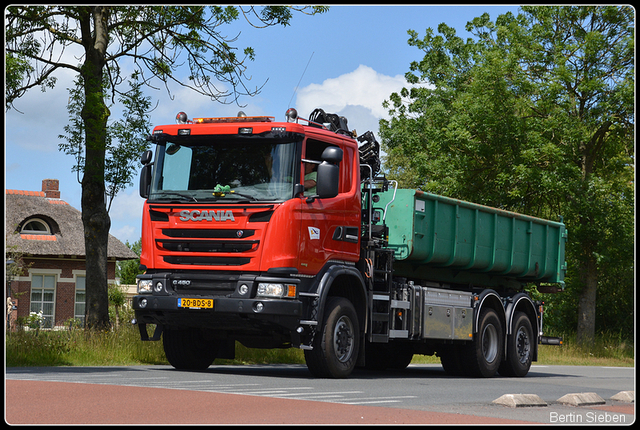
6,326,633,368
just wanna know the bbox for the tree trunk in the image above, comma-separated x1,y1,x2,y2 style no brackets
576,245,598,345
80,7,111,330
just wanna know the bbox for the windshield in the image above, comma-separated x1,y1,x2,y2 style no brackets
150,136,299,202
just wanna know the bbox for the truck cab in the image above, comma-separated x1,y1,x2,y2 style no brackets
133,109,365,373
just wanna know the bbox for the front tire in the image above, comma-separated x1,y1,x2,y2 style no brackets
163,327,216,370
305,297,360,378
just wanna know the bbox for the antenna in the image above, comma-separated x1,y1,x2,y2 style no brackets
288,51,314,108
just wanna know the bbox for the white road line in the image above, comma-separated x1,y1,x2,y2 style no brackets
276,390,363,397
340,400,403,405
338,395,417,405
285,395,346,400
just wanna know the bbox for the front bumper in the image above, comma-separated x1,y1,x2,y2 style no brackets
132,294,302,320
132,271,305,345
133,295,304,346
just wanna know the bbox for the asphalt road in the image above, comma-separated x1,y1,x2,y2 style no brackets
6,364,635,424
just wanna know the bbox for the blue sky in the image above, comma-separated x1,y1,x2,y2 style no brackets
5,5,520,245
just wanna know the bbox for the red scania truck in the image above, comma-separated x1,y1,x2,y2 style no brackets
133,108,566,378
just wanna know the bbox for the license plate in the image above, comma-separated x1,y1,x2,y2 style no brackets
178,298,214,309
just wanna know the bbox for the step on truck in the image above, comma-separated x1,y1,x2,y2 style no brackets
133,108,567,378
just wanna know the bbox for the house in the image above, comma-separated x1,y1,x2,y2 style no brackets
5,179,137,329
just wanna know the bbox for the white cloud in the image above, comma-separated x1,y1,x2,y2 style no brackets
294,65,409,135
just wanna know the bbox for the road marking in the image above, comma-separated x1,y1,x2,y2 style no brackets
223,387,314,393
339,395,417,405
341,400,403,405
276,391,363,398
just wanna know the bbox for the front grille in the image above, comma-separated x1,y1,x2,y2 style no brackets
164,256,251,266
169,273,240,296
158,228,258,267
162,229,255,239
157,239,258,253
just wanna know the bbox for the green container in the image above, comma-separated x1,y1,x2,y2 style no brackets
377,189,567,288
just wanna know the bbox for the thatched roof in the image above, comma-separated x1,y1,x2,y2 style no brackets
5,189,137,261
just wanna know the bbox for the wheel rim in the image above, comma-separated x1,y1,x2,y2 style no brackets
482,323,499,363
333,315,355,363
516,326,531,364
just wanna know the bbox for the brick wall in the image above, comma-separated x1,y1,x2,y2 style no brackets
11,257,118,327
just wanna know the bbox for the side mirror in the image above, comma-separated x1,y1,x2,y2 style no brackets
316,147,343,199
139,165,152,199
321,146,343,163
139,150,153,199
141,149,153,165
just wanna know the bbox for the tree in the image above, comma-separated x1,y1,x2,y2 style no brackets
108,284,126,330
6,6,328,329
380,6,634,343
59,73,152,212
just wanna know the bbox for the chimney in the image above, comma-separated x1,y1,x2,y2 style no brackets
42,179,60,199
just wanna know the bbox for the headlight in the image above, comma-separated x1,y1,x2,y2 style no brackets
256,283,296,299
137,279,153,294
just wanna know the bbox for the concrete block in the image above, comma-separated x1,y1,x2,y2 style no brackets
610,391,634,403
557,392,605,406
493,393,548,408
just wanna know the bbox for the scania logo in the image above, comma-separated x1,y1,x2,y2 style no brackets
179,209,235,222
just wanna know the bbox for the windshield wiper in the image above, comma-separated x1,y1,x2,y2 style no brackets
224,191,259,201
153,192,198,202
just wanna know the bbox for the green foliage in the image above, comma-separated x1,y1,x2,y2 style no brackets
116,239,144,285
58,73,152,212
108,285,126,308
380,6,634,339
6,331,72,366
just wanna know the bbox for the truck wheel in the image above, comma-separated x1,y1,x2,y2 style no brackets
465,308,503,377
439,345,466,376
364,342,413,371
498,311,533,377
305,297,360,378
163,327,216,370
362,341,389,370
387,348,414,370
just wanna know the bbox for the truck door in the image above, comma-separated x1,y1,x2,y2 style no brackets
298,138,347,274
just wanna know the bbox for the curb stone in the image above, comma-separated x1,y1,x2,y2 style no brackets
492,394,547,408
556,392,605,406
610,391,634,403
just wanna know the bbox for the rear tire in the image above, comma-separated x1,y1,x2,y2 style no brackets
305,297,360,378
439,344,466,376
464,308,503,377
163,327,216,370
364,341,413,371
498,311,533,377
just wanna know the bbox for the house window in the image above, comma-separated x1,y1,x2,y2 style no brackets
75,276,86,325
21,218,51,235
30,274,56,328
